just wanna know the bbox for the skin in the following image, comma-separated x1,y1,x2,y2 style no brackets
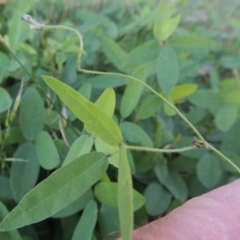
120,179,240,240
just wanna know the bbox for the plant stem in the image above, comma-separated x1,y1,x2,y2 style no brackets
209,146,240,174
125,145,197,153
44,25,84,70
43,25,205,141
80,68,205,142
30,22,240,174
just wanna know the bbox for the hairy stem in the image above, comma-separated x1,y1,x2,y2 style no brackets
24,21,240,174
125,145,197,153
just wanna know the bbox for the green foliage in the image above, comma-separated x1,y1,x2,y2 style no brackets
156,47,179,92
0,0,240,239
95,182,145,211
0,152,108,231
42,76,122,146
71,200,98,240
118,146,133,240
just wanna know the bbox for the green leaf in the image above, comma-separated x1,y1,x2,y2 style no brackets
60,55,77,84
0,201,22,240
197,153,222,188
136,95,162,120
99,204,120,238
95,88,115,117
63,135,94,166
95,182,145,211
160,15,181,41
72,200,97,240
225,90,240,104
163,94,176,116
101,36,127,72
120,67,146,118
210,67,220,90
167,36,216,53
188,89,223,111
0,53,9,84
153,0,172,40
35,131,60,170
19,87,45,141
215,104,238,132
219,55,240,69
78,83,92,100
186,107,207,125
0,176,12,199
42,76,122,146
7,11,22,53
95,137,119,168
10,143,40,203
133,153,155,174
118,146,133,240
88,75,127,89
128,40,160,66
0,87,12,113
164,171,188,201
144,182,172,216
156,47,179,92
221,122,240,155
170,84,198,101
0,152,108,231
154,157,168,184
120,121,153,147
52,190,93,218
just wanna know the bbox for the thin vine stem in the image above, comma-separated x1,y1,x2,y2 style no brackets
125,145,197,153
209,146,240,174
22,17,240,174
44,24,205,142
79,68,205,142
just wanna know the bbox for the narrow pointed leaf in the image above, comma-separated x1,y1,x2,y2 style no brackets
0,201,22,240
118,146,133,240
42,76,122,146
52,190,93,218
0,152,108,231
72,200,97,240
